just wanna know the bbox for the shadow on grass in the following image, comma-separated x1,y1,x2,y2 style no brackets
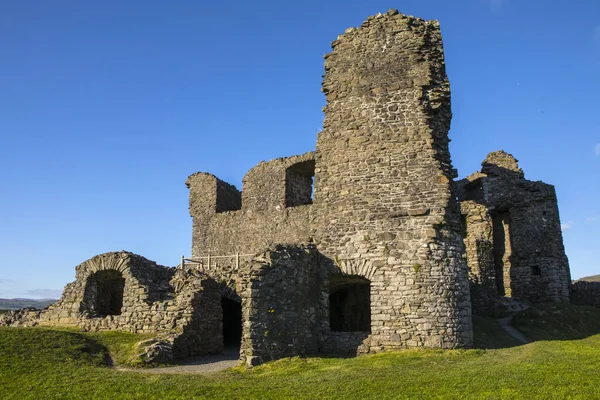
473,302,600,350
512,302,600,342
0,327,113,369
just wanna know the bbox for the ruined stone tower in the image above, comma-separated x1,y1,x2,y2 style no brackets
313,10,472,349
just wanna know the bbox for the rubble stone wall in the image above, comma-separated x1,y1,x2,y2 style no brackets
458,151,571,305
186,152,315,259
237,245,322,367
460,200,497,313
571,281,600,308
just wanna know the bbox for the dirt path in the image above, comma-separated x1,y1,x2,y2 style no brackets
498,315,529,344
115,347,240,375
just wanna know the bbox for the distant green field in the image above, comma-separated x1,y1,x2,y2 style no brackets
576,274,600,282
1,304,599,400
0,298,56,310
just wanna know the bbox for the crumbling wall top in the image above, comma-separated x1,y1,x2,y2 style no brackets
322,9,445,104
186,172,241,218
241,152,314,212
481,150,524,178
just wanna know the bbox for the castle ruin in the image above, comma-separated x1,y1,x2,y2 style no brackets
1,9,572,367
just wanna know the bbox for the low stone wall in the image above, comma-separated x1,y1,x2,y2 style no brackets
0,308,43,327
571,281,600,308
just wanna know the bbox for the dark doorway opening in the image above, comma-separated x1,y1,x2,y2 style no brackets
329,277,371,332
84,270,125,316
492,211,512,296
222,298,242,347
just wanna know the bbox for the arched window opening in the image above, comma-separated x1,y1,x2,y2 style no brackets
222,297,242,347
83,270,125,316
285,160,315,207
329,277,371,332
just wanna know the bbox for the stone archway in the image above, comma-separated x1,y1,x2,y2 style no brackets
329,276,371,332
83,269,125,316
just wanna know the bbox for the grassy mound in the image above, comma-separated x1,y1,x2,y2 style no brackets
1,305,600,399
83,330,156,366
513,302,600,341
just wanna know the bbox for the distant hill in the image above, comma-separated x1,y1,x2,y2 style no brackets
575,275,600,283
0,298,57,310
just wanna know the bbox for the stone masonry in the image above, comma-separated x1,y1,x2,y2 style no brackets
456,151,571,313
1,9,573,367
186,9,473,360
571,281,600,308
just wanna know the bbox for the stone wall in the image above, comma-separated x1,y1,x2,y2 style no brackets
460,200,497,313
182,10,474,356
237,245,322,366
571,281,600,308
186,152,315,258
457,151,571,306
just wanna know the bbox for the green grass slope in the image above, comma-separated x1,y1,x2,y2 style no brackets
1,304,600,399
575,274,600,282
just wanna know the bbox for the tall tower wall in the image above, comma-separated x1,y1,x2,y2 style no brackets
313,10,472,349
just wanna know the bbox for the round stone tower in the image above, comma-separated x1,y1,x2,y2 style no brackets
313,9,473,349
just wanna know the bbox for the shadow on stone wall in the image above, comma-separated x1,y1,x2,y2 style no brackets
171,276,223,359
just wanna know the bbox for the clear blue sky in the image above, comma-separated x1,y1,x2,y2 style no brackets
1,0,598,299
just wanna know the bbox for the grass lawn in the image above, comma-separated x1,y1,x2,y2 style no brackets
1,304,600,399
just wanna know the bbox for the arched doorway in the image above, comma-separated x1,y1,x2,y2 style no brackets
329,276,371,332
83,270,125,316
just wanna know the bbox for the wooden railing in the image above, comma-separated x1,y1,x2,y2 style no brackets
179,253,255,271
